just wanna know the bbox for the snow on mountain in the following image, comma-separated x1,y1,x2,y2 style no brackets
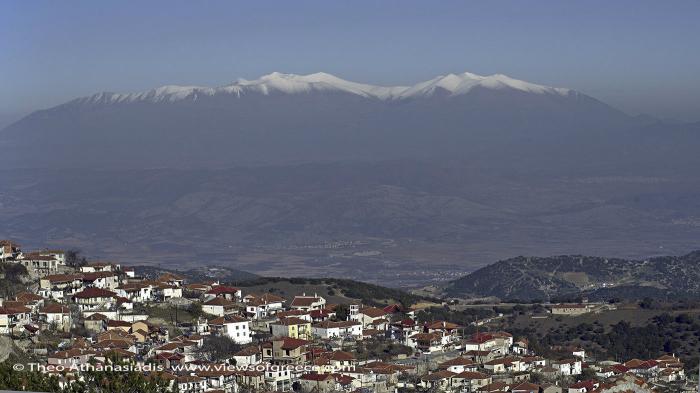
73,71,572,105
0,67,643,171
401,72,572,97
223,72,409,99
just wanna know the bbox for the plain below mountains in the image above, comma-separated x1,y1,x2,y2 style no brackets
445,251,700,301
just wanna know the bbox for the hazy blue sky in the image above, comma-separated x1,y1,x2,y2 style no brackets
2,0,700,126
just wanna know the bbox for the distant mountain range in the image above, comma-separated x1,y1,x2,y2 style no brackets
445,251,700,301
68,71,575,103
2,71,700,285
0,71,657,169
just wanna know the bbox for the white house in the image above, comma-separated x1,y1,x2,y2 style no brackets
72,287,117,311
81,272,120,290
0,304,31,335
551,359,582,376
265,364,298,392
463,331,512,352
350,306,388,328
16,252,61,276
439,357,478,373
425,321,463,346
39,303,72,332
243,293,285,319
232,346,260,366
15,293,45,313
312,320,363,339
115,283,154,303
209,315,251,344
176,375,206,393
157,273,186,288
202,297,237,317
407,332,444,354
155,283,183,300
80,262,119,273
289,294,326,311
0,240,21,261
48,348,97,368
205,285,242,302
39,274,84,300
38,250,66,265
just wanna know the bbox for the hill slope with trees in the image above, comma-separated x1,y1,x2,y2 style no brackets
446,251,700,301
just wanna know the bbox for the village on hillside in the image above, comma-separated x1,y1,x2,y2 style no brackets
0,239,695,393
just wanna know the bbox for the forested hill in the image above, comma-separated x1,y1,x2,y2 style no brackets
133,266,433,307
445,251,700,301
133,265,260,283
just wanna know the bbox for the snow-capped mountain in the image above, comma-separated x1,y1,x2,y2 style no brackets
0,70,643,169
72,71,573,106
4,71,700,271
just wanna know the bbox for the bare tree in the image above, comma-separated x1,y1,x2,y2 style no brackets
65,249,87,268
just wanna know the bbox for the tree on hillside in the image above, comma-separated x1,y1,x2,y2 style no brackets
65,249,87,268
0,262,28,298
0,356,62,392
334,304,350,321
196,335,243,362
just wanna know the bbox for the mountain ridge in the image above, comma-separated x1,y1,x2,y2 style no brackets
445,250,700,301
0,69,637,170
59,70,574,107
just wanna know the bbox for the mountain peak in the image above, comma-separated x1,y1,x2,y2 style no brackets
258,71,335,81
401,71,571,98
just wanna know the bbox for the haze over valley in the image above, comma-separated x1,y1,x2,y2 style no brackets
2,71,700,287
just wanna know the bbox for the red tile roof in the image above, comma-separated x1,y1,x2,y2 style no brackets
454,371,489,380
40,304,71,314
359,306,387,318
15,292,43,302
203,297,236,306
512,382,541,392
44,274,81,283
439,357,475,367
73,287,117,299
290,296,323,307
277,337,309,350
0,305,32,314
426,320,461,330
206,285,240,295
274,317,310,326
209,315,248,325
422,370,456,381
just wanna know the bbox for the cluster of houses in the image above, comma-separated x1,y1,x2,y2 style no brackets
1,240,66,276
0,240,693,393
